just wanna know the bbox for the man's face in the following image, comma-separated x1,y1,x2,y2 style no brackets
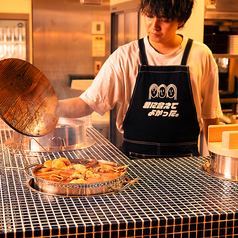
144,14,183,46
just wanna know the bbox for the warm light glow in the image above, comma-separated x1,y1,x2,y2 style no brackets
223,156,232,179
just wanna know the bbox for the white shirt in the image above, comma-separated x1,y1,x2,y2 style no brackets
80,35,223,133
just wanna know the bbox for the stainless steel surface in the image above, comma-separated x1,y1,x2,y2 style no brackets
203,152,238,181
32,0,110,100
205,0,238,20
110,6,139,148
110,0,139,13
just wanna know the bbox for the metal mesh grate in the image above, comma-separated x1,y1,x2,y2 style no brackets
0,127,238,238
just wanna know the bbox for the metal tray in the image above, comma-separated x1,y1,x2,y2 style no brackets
24,159,139,196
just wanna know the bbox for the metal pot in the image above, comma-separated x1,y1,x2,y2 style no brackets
202,152,238,181
24,159,138,196
6,118,95,152
204,124,238,181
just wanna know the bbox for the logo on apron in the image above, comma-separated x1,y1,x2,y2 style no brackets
143,83,179,117
148,83,177,99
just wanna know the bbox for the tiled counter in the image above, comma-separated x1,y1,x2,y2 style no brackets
0,127,238,238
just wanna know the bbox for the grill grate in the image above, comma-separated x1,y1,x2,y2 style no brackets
0,127,238,237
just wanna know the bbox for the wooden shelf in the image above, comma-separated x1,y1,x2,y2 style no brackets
213,54,238,58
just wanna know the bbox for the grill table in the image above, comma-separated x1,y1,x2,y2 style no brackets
0,126,238,238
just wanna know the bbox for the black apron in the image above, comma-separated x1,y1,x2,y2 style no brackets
122,38,200,159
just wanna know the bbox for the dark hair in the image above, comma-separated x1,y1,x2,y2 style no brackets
139,0,194,28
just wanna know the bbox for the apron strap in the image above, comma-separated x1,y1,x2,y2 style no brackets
181,38,193,65
138,38,148,65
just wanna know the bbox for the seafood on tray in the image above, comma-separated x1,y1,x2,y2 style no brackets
33,157,128,184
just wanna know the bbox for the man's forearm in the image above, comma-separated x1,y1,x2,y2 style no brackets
58,97,94,118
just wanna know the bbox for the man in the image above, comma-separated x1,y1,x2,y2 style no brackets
58,0,222,159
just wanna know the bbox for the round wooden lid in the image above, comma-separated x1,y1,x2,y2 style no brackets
0,58,59,137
